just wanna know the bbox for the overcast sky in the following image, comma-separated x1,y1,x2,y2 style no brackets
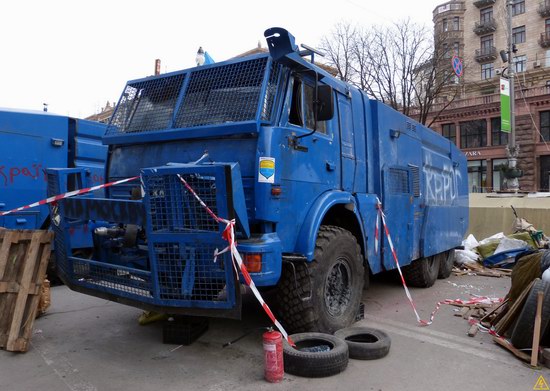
0,0,440,118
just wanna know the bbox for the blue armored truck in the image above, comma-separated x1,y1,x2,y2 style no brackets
47,28,468,334
0,108,107,249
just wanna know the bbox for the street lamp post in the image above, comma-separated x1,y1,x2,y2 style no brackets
506,0,520,192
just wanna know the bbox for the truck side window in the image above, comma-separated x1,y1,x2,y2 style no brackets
288,77,328,134
289,79,303,127
304,84,327,134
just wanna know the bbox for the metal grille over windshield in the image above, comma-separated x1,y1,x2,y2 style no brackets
107,74,186,134
106,56,277,136
174,57,268,128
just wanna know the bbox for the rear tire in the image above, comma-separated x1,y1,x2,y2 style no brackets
437,250,455,279
402,255,439,288
276,226,364,333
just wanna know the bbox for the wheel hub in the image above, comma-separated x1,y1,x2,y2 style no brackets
324,258,352,317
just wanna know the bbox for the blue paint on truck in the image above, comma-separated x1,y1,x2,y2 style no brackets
47,28,468,333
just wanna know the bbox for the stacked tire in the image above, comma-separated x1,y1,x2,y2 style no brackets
510,279,550,349
283,327,391,378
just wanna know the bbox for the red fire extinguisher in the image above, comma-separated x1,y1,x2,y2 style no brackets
263,329,283,383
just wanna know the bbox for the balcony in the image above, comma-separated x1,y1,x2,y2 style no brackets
538,1,550,17
473,0,495,8
540,31,550,48
475,46,497,63
433,1,465,17
473,18,497,35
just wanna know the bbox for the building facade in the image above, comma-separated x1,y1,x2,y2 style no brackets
430,0,550,192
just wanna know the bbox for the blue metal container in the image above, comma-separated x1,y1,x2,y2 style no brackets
0,108,107,248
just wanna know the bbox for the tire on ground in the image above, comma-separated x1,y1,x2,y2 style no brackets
510,279,550,349
334,326,391,360
437,250,455,279
402,255,440,288
283,332,349,377
276,226,365,333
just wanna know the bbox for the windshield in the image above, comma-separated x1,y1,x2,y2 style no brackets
106,56,281,136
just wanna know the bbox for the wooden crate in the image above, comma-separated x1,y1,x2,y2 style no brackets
0,229,53,352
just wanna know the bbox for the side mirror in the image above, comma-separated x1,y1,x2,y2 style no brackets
316,85,334,121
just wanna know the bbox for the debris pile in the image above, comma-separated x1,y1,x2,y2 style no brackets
454,207,549,277
449,207,550,367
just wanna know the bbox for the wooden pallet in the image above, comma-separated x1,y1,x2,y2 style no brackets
0,229,53,352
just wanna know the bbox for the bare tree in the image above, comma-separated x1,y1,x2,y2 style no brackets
412,34,463,127
320,20,462,125
319,22,357,84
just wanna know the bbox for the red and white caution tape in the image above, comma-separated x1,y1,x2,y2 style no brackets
470,317,503,338
0,176,140,217
177,174,295,346
376,198,504,327
423,296,503,326
375,198,430,325
374,202,380,255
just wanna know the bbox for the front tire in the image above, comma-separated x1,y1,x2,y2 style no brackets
276,226,364,333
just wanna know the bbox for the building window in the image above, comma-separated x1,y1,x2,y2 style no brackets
514,55,527,73
492,158,508,192
481,35,493,53
442,18,448,32
512,0,525,16
453,42,460,56
546,18,550,33
468,160,487,193
491,117,508,146
480,7,493,23
512,26,526,44
460,120,487,148
540,156,550,191
453,16,460,31
481,63,494,80
541,111,550,142
441,123,456,144
442,42,452,58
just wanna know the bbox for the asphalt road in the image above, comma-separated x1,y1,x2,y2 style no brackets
1,273,547,391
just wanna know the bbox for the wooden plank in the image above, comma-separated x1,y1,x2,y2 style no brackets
0,282,40,295
480,299,508,324
6,231,42,351
532,291,544,367
467,324,479,337
493,336,531,362
495,280,535,335
0,230,15,280
0,230,52,352
19,234,52,343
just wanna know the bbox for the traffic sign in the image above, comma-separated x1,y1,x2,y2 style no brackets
451,55,463,77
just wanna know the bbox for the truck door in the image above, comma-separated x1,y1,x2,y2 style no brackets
337,94,355,192
278,75,340,248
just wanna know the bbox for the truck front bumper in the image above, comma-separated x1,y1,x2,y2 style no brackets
46,163,281,318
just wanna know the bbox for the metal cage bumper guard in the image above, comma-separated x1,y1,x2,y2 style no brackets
47,163,250,318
